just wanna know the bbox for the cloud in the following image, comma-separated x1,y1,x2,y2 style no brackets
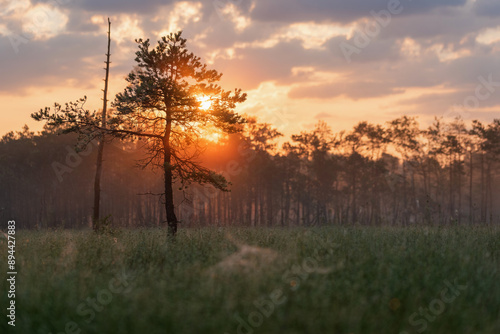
212,40,332,90
289,81,405,100
0,33,109,92
22,3,68,40
315,112,333,119
70,0,173,14
250,0,468,24
474,0,500,17
2,0,500,137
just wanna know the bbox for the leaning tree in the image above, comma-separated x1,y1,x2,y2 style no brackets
33,32,247,236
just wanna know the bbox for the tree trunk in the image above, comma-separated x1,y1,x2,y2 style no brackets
449,154,453,221
480,154,485,222
164,149,178,236
487,161,492,224
92,18,111,232
469,150,473,224
284,179,290,226
267,187,273,226
164,121,178,236
352,170,357,224
457,153,462,224
93,141,105,231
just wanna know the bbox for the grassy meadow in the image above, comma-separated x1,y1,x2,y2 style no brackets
1,226,499,334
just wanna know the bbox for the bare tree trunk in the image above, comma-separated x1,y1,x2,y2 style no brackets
469,150,473,224
449,154,453,221
481,154,485,222
487,161,493,224
402,161,407,212
260,185,265,225
351,170,357,224
458,153,462,224
92,18,111,232
267,189,273,226
254,186,258,226
283,179,289,226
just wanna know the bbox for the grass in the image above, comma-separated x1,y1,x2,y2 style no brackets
1,226,499,334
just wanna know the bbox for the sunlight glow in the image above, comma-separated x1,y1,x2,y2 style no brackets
476,26,500,45
197,95,212,111
22,4,68,40
202,130,222,143
155,2,202,37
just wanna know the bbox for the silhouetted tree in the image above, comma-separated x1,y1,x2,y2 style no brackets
33,32,246,236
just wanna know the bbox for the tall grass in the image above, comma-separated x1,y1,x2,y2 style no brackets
1,226,499,334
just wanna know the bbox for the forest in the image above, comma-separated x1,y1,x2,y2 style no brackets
1,116,499,229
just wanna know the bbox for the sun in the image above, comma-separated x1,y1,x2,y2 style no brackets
202,130,222,143
197,95,212,111
193,95,224,142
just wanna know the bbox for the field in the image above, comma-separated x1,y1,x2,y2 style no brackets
1,226,499,334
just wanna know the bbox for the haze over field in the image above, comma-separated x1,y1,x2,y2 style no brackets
2,0,500,137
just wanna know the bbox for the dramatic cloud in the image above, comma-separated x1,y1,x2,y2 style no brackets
474,0,500,17
289,81,405,100
250,0,468,24
1,0,499,137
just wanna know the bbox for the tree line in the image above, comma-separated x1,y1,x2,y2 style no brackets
1,116,499,228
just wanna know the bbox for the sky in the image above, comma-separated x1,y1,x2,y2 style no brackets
1,0,500,138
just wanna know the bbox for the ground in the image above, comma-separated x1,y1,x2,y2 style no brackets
1,226,499,334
